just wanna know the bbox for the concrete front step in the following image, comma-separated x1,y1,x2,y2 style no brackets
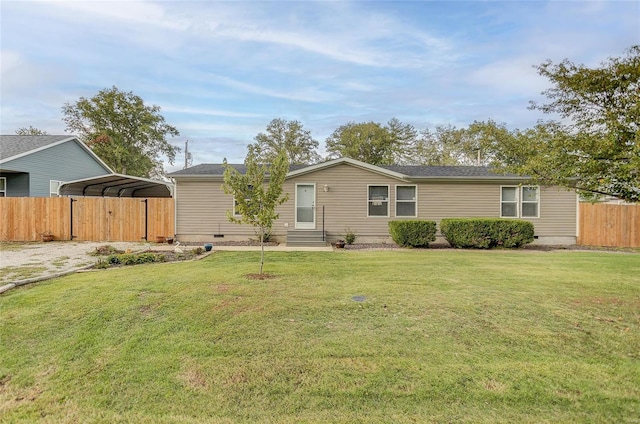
286,230,327,247
285,240,328,247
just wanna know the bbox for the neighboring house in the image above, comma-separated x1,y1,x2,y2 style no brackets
0,135,113,197
168,157,578,245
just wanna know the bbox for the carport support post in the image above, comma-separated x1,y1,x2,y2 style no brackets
70,198,77,240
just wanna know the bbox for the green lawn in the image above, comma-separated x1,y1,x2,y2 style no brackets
1,250,639,423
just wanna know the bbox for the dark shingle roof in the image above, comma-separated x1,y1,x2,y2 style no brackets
168,163,308,176
381,165,515,178
169,161,519,179
0,135,74,161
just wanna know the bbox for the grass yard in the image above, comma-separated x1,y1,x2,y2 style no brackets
1,249,639,423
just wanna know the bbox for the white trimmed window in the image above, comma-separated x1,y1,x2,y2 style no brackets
0,177,6,197
233,185,253,216
396,185,417,217
501,186,539,218
368,185,389,217
521,186,539,217
50,180,63,197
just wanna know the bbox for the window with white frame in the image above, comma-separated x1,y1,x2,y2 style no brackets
396,185,417,217
233,185,253,216
0,177,6,197
521,186,539,217
368,185,389,217
501,186,539,218
50,180,63,197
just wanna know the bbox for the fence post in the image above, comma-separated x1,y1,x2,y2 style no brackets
142,199,148,241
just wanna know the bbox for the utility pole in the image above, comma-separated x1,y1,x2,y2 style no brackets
184,140,192,169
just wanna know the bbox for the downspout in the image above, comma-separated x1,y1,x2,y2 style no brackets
171,178,177,240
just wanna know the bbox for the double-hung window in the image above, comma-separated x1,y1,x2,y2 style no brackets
0,177,6,197
233,185,253,216
368,185,389,217
520,187,539,217
396,185,417,217
501,186,539,218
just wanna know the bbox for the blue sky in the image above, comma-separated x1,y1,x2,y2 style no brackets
1,1,638,172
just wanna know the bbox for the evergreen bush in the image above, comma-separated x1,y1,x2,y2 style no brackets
440,218,535,249
388,220,437,247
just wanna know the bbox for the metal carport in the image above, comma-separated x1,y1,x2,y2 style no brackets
58,173,173,198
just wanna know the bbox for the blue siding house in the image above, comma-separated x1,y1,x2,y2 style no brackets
0,135,113,197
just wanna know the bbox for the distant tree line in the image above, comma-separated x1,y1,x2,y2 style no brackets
15,46,639,202
247,46,640,203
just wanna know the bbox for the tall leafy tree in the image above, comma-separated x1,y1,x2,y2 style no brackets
410,121,509,166
15,126,48,135
493,46,640,202
62,86,180,177
415,125,473,166
222,149,290,275
386,118,420,165
326,120,415,165
248,118,320,164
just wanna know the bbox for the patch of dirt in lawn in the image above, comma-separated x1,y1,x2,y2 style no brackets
245,273,277,280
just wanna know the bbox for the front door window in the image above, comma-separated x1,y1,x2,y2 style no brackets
295,184,315,229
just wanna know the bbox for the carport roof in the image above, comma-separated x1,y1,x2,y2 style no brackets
59,174,173,198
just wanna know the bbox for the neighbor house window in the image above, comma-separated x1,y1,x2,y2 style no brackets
50,180,63,197
0,177,6,197
501,186,539,218
368,185,389,217
396,185,417,217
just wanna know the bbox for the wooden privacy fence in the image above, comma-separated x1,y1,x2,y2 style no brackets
578,203,640,248
0,197,174,242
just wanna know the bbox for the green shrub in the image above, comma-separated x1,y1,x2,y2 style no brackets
135,253,164,264
440,218,535,249
388,220,437,247
344,228,357,245
105,252,164,266
94,259,110,269
90,245,123,256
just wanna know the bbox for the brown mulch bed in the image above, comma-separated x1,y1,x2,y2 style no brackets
183,240,279,247
338,243,637,253
181,240,635,253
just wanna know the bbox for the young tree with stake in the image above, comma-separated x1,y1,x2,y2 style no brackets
222,149,290,275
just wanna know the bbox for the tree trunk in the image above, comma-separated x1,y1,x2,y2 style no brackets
259,226,265,275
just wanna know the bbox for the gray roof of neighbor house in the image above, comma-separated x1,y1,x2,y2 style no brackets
0,135,76,161
168,157,521,180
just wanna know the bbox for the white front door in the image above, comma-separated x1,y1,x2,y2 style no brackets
295,183,315,229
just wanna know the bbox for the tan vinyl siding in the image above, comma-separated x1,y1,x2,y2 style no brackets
419,182,499,222
173,163,577,242
419,183,576,237
534,187,577,237
175,178,257,238
282,164,403,239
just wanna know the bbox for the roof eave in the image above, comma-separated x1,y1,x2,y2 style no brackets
0,136,114,173
286,157,410,180
408,175,528,182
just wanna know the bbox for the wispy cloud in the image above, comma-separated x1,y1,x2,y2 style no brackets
1,0,636,163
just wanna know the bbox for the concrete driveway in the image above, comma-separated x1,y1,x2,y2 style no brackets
0,241,149,287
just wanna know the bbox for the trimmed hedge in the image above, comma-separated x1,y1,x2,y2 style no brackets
388,220,437,247
440,218,535,249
